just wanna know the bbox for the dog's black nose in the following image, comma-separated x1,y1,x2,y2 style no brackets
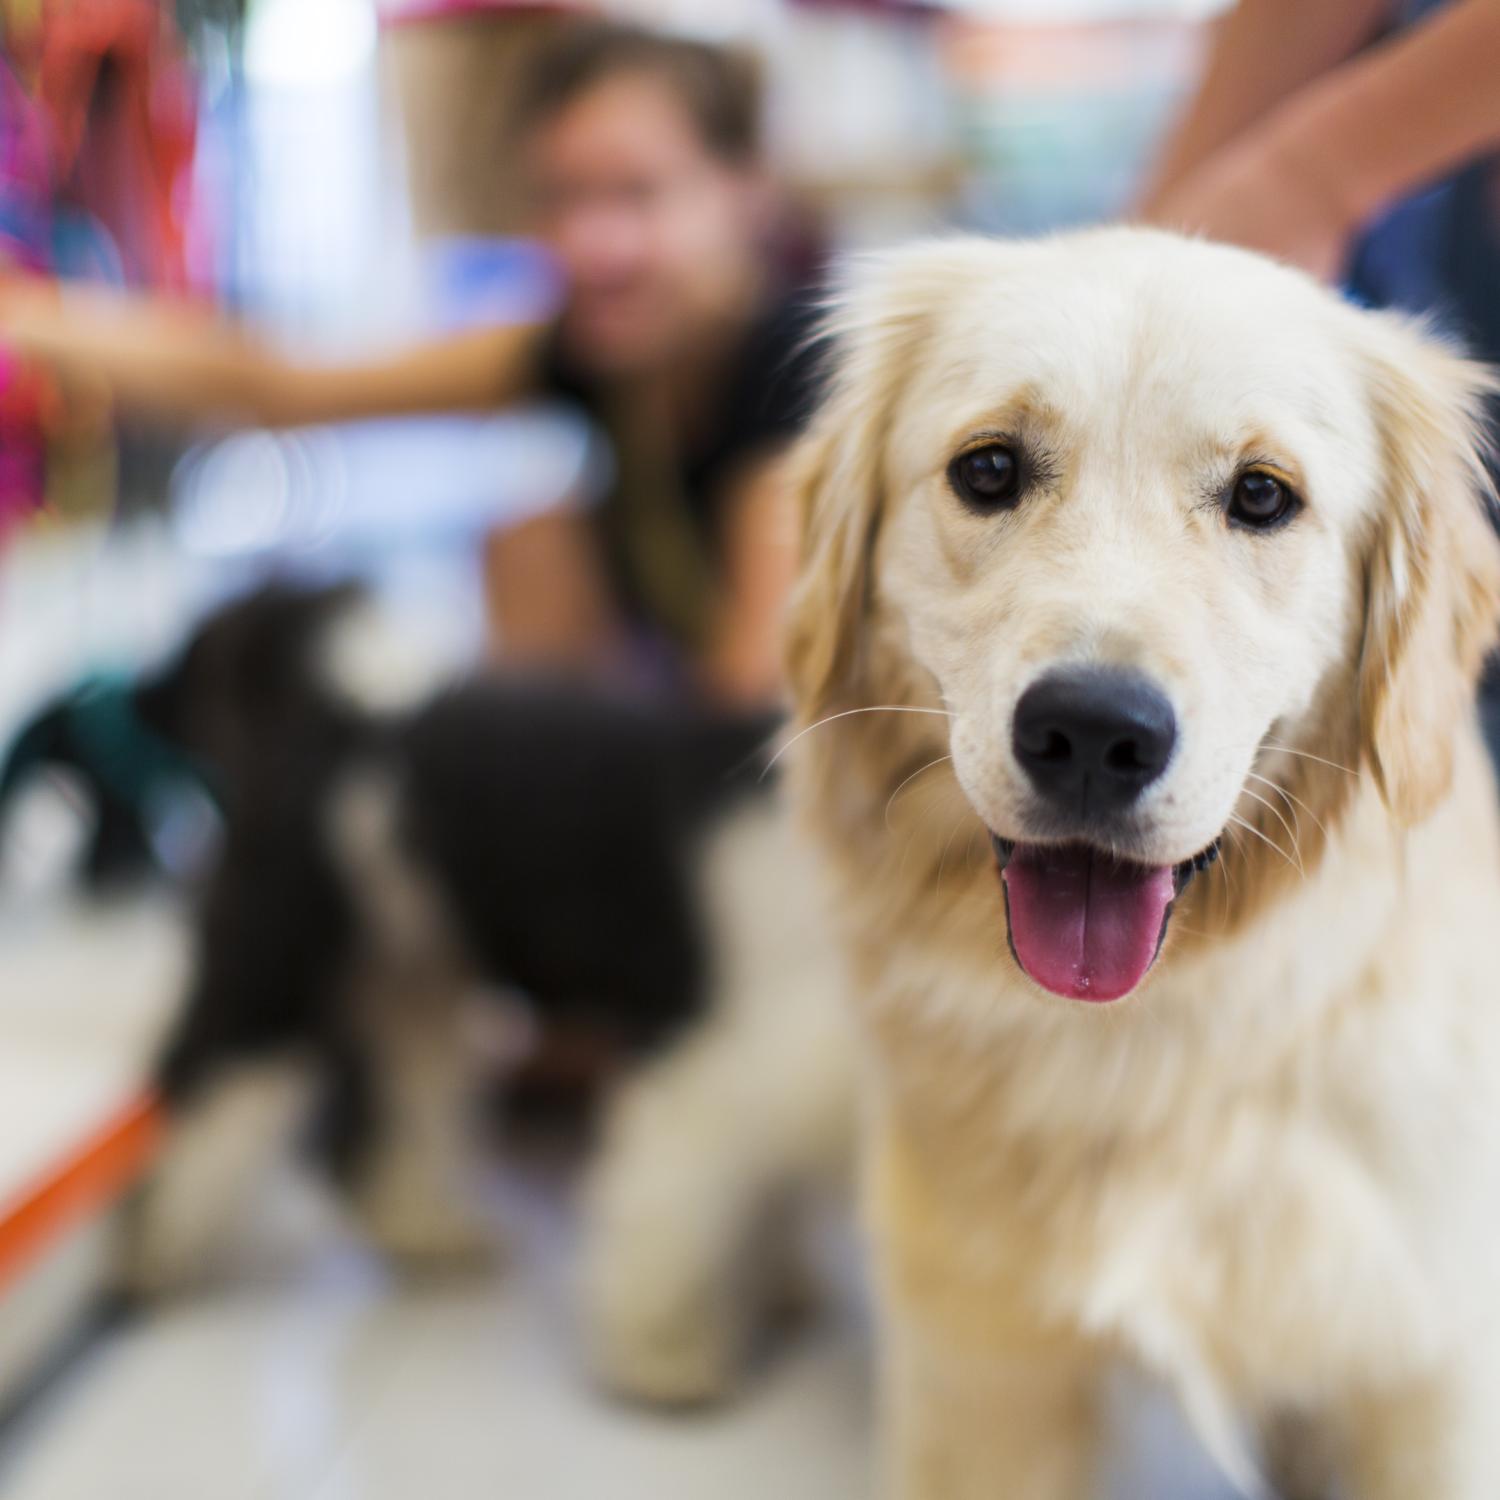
1012,668,1176,814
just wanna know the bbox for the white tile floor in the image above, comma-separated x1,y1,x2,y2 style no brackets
0,1206,1241,1500
0,1108,880,1500
0,1249,875,1500
0,896,185,1194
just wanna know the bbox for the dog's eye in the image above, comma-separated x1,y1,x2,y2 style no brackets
1228,471,1298,530
949,444,1021,510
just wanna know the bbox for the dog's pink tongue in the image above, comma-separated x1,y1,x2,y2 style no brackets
1001,844,1175,1002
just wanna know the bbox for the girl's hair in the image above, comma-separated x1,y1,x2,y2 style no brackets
512,21,763,167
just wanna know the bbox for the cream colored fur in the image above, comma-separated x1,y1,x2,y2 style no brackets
330,768,500,1267
580,793,857,1403
784,228,1500,1498
121,1057,317,1295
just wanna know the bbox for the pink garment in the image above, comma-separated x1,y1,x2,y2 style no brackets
0,59,54,533
377,0,582,25
36,0,199,290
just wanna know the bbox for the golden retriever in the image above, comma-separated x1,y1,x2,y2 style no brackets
783,228,1500,1498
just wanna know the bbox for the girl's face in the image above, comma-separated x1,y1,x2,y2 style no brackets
527,72,767,376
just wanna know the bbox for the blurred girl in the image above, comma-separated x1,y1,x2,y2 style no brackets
0,22,823,704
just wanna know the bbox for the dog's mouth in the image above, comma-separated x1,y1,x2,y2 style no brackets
990,835,1220,1003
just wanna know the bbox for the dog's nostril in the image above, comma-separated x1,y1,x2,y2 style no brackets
1038,730,1071,764
1105,738,1146,773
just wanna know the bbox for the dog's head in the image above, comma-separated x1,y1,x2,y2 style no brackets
786,229,1500,1004
135,581,365,797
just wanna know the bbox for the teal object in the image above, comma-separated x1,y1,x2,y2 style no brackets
64,674,219,812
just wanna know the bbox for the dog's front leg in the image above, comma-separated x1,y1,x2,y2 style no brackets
345,976,497,1270
121,1056,316,1296
580,1003,854,1406
882,1316,1101,1500
871,1130,1101,1500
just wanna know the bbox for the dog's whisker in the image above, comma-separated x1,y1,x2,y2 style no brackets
936,807,978,887
1259,739,1359,778
1227,812,1301,875
893,775,960,875
763,705,954,778
895,785,946,887
1237,786,1305,875
1244,770,1329,843
1252,775,1306,845
1211,826,1240,914
884,754,953,831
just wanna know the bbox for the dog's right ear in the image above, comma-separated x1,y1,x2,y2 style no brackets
783,254,938,721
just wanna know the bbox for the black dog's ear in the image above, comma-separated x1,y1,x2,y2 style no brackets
132,579,367,748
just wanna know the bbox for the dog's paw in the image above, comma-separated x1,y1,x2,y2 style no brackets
112,1188,220,1301
584,1292,740,1407
579,1241,745,1406
374,1216,502,1276
349,1178,501,1276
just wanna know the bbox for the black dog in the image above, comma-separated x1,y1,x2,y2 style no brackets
0,579,853,1405
126,583,852,1403
155,593,774,1142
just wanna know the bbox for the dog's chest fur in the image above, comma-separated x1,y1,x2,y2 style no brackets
850,765,1500,1448
874,1006,1434,1377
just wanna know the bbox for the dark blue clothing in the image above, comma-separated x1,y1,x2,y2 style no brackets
1350,2,1500,762
1344,1,1500,768
1346,0,1500,371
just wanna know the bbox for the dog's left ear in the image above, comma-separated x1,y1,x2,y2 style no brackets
1358,319,1500,825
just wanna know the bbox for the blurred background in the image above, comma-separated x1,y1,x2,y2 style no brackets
0,1,1329,1496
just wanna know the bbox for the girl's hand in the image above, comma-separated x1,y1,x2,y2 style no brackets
1140,123,1361,283
0,276,114,437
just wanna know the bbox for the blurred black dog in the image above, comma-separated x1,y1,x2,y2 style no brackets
127,582,853,1404
0,585,365,889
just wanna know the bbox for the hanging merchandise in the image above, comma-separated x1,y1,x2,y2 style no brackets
0,53,55,532
0,1,210,538
35,0,199,289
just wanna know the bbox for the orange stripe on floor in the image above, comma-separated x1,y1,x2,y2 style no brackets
0,1093,164,1293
